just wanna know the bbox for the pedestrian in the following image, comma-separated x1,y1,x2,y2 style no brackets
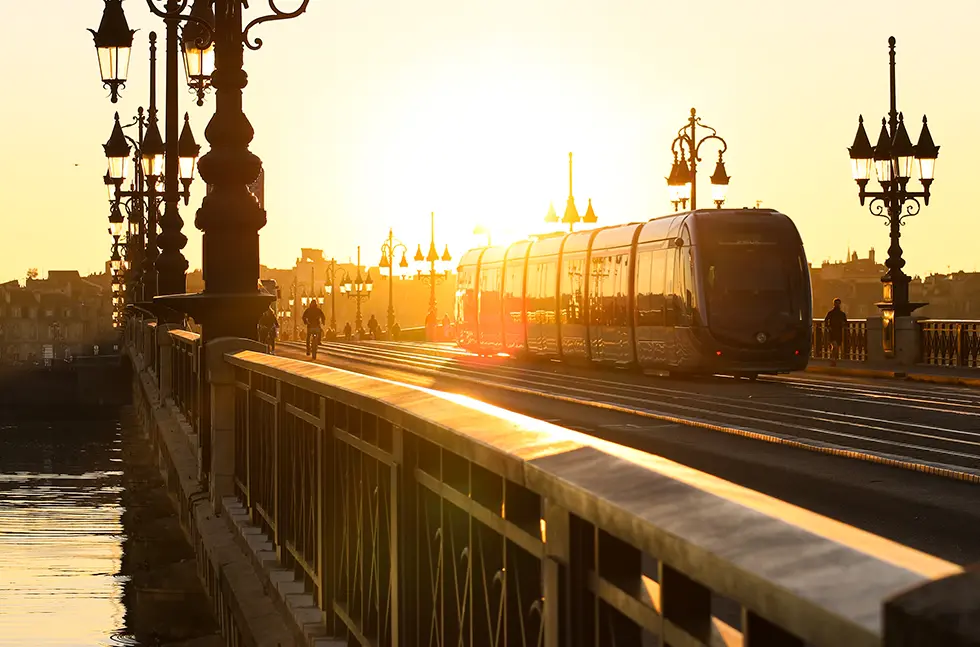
823,298,847,366
343,322,352,341
391,321,401,341
367,314,379,340
425,310,437,341
442,313,451,340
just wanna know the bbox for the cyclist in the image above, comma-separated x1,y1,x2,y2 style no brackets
258,306,279,353
302,300,326,356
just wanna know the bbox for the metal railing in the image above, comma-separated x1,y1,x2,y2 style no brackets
919,320,980,368
170,329,202,437
224,348,960,646
811,319,868,361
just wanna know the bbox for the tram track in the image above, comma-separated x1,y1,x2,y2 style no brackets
282,339,980,480
275,339,980,564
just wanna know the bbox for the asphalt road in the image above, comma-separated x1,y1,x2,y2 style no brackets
277,339,980,565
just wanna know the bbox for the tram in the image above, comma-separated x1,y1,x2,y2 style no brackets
455,208,812,378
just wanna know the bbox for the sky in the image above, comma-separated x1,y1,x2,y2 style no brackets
0,0,978,283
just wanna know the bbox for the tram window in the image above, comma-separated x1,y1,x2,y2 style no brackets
589,256,606,326
681,247,698,323
637,250,667,326
597,253,629,326
528,260,557,324
561,257,587,324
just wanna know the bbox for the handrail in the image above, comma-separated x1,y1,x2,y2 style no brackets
168,329,202,440
812,319,868,362
222,349,960,646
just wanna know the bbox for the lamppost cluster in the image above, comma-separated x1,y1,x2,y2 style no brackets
413,212,453,329
379,229,409,336
545,153,597,232
93,0,310,343
341,246,374,333
665,108,731,210
92,0,212,317
847,36,939,352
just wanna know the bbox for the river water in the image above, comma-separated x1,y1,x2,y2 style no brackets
0,416,134,647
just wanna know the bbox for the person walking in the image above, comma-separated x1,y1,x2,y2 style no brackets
302,300,326,355
441,313,451,340
823,298,848,366
367,314,380,340
391,321,401,341
343,322,352,341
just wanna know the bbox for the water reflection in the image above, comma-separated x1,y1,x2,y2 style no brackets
0,418,125,647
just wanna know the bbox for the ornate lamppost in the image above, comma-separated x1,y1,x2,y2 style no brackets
545,152,597,233
413,212,453,332
151,0,310,341
341,247,373,333
665,108,731,210
98,31,201,301
90,2,209,299
847,36,939,354
379,229,409,337
322,258,339,332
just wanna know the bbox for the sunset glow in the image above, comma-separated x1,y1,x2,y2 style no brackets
1,1,979,280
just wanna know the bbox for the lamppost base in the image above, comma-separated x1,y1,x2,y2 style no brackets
155,291,275,343
875,301,928,318
133,301,184,325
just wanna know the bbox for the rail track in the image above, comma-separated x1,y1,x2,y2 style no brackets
280,339,980,479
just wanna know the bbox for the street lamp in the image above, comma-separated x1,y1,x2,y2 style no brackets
544,153,598,233
178,113,200,204
104,107,151,303
90,1,210,300
151,0,310,342
847,36,939,353
379,228,408,337
89,0,136,104
667,108,730,210
341,246,372,333
415,212,452,336
180,0,216,106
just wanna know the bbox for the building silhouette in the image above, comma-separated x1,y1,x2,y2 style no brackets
0,270,115,364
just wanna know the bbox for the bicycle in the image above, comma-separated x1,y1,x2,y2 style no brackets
309,327,323,360
259,326,277,354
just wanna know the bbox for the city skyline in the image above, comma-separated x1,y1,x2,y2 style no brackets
1,1,978,283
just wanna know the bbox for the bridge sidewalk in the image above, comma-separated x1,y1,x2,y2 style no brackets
805,359,980,387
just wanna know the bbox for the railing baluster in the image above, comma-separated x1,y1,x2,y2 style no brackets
743,610,805,647
660,563,711,645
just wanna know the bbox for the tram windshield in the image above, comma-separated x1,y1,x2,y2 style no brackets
697,215,810,339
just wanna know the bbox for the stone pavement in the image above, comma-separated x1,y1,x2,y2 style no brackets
805,358,980,387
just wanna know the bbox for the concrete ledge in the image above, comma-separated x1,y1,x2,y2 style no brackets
219,496,331,645
133,364,298,647
805,363,980,388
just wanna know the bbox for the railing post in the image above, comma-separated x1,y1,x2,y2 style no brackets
543,501,570,647
205,337,266,508
156,324,179,403
866,317,885,362
883,565,980,646
894,316,922,366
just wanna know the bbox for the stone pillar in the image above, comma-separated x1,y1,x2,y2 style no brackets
205,337,266,508
866,317,885,363
156,324,179,403
883,565,980,646
895,316,922,367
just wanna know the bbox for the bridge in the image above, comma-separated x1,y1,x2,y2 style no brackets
123,313,980,646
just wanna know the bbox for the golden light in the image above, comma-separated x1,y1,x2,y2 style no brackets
322,59,639,256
